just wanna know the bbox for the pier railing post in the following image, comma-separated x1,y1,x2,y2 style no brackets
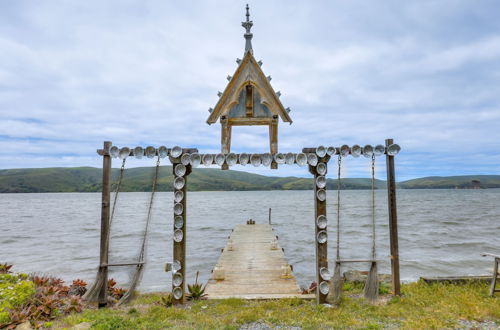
98,141,112,308
385,138,401,296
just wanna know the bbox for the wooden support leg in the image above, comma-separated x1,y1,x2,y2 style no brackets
221,117,231,170
490,258,499,296
172,162,192,305
270,117,278,169
307,153,330,304
385,138,401,296
98,141,112,308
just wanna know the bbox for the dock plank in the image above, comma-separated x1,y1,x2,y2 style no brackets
205,224,305,299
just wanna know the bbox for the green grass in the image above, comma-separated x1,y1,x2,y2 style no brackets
55,281,500,329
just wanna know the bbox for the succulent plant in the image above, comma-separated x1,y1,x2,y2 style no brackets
68,279,87,296
159,293,174,307
0,263,13,274
187,271,207,300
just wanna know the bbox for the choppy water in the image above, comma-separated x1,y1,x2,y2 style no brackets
1,190,500,292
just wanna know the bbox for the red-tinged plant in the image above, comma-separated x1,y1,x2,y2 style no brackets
30,275,50,287
64,296,83,314
107,278,117,289
0,263,13,274
72,279,87,287
301,281,317,294
111,287,126,300
69,279,87,296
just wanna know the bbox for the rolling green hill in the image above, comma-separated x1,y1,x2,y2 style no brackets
0,168,499,192
0,166,385,193
398,175,500,189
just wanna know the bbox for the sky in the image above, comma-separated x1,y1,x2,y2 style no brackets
0,0,499,180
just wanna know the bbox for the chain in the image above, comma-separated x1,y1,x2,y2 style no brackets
138,156,161,262
110,158,126,226
371,154,376,259
336,154,341,260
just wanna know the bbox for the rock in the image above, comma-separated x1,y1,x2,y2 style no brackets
343,270,391,284
70,322,92,330
15,322,32,330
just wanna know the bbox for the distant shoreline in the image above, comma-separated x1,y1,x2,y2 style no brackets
1,167,499,193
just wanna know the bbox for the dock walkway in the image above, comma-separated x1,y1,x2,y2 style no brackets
205,223,307,299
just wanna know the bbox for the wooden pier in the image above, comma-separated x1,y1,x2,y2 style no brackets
205,223,310,299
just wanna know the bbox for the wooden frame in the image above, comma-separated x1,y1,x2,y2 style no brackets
95,141,401,306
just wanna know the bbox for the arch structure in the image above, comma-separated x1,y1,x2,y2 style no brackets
94,141,401,306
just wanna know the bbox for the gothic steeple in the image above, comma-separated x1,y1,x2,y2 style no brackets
241,4,253,54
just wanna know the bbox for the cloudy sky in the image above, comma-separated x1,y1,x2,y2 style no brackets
1,0,499,180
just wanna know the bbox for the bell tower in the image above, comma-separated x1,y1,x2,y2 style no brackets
206,5,292,169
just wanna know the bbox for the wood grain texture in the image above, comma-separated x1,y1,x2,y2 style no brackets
205,224,303,299
98,141,112,308
385,138,401,296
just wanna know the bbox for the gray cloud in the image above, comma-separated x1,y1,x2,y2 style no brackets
1,0,499,180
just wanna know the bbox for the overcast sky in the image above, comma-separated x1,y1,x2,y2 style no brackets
1,0,499,180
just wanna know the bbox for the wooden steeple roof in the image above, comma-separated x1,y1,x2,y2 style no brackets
206,5,292,125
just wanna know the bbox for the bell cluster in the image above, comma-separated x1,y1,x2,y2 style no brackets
106,144,401,163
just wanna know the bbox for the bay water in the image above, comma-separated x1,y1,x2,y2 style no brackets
1,189,499,292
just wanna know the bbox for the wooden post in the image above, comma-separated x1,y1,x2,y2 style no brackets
98,141,112,308
490,258,499,296
270,116,278,169
221,116,231,170
268,208,272,225
385,138,401,296
307,151,330,304
172,162,191,305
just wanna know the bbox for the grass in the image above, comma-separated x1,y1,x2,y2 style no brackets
54,281,500,329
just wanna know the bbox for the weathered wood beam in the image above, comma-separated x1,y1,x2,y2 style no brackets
385,138,401,296
245,84,253,117
172,163,191,305
98,141,112,308
228,118,273,126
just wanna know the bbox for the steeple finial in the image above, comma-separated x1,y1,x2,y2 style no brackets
241,4,253,54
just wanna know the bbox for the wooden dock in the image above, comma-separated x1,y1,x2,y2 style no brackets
205,223,310,299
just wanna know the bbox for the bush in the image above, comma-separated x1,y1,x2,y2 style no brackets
0,270,87,328
0,273,36,324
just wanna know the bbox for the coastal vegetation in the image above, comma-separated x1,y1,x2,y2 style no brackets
57,281,499,329
1,167,498,193
2,264,499,329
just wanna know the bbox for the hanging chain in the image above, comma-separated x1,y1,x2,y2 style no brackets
371,154,376,259
110,158,126,227
138,156,161,262
336,154,341,260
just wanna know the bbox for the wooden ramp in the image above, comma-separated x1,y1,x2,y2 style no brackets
205,223,309,299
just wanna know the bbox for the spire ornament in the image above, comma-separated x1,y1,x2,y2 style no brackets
242,4,253,54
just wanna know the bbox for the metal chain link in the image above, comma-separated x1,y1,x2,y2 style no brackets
371,154,376,259
110,158,126,227
138,156,161,262
336,154,341,260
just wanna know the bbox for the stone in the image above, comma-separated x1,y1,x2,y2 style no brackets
15,322,32,330
70,322,92,330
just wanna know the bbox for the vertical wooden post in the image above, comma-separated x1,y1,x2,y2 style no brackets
268,208,272,225
489,258,499,296
270,116,278,169
172,162,191,305
221,116,231,170
307,152,330,304
385,138,401,296
98,141,112,308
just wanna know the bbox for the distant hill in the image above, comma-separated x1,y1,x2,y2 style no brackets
0,166,385,193
398,175,500,189
0,168,499,193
